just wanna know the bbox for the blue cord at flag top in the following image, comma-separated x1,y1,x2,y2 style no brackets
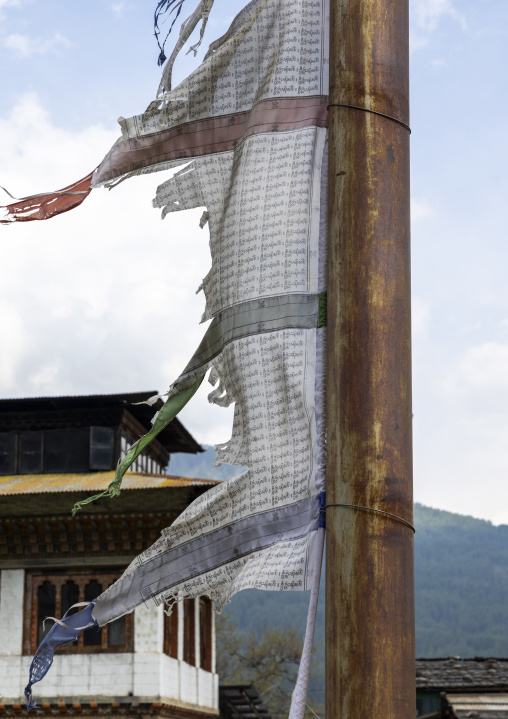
154,0,187,65
25,601,98,711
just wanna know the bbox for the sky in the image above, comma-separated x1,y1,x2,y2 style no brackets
0,0,507,524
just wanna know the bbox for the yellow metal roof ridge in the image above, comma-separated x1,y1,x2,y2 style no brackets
0,471,220,495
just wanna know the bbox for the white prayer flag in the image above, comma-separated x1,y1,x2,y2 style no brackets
21,0,330,715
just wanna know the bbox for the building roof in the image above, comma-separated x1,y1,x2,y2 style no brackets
446,693,508,719
219,685,272,719
417,659,508,718
0,391,203,455
416,658,508,692
0,471,218,495
0,699,216,718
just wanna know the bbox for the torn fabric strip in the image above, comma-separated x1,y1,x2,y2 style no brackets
0,171,94,224
24,0,329,715
24,602,97,710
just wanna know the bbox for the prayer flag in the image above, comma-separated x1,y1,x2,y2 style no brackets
19,0,330,716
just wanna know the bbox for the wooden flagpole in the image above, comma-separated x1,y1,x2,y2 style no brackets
325,0,415,716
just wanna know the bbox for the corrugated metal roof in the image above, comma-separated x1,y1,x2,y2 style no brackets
447,693,508,717
416,658,508,690
0,471,219,495
219,685,272,719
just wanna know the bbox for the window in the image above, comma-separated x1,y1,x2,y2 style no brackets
0,433,16,474
120,433,161,475
108,612,126,646
161,597,213,670
44,429,89,472
0,427,115,475
37,581,56,646
20,432,43,474
183,597,196,666
163,604,179,659
61,580,80,647
199,597,212,672
90,427,115,470
84,580,103,646
24,571,132,655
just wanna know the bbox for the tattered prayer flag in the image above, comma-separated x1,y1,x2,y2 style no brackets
0,171,94,224
19,0,330,716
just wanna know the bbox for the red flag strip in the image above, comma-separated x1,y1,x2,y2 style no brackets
0,170,95,224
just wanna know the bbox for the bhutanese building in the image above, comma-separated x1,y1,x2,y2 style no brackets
0,392,220,719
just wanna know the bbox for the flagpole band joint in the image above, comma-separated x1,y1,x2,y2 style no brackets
327,104,411,134
325,503,415,533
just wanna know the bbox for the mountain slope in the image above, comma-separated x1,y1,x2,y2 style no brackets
414,503,508,657
168,445,245,481
169,448,508,659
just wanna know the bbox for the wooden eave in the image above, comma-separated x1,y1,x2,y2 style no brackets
0,392,203,455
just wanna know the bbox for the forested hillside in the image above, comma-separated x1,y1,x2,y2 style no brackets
414,503,508,656
170,448,508,661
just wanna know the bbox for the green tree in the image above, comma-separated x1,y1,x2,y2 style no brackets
216,613,323,719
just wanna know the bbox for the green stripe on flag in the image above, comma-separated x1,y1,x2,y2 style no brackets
71,375,205,516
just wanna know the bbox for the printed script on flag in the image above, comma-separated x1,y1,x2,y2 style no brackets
91,0,329,625
22,0,329,715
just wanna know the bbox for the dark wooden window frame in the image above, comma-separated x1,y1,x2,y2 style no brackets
89,426,115,470
183,597,196,666
163,603,179,659
24,569,133,655
0,432,17,474
0,427,116,475
163,596,213,671
199,597,213,672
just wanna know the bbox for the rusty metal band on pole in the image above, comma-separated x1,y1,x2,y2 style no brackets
326,0,415,716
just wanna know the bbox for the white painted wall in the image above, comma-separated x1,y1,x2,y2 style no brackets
0,652,218,710
194,598,200,670
134,604,163,653
160,657,217,712
160,655,180,701
0,655,25,701
177,600,184,661
0,593,217,712
0,569,25,656
196,667,217,710
211,606,216,674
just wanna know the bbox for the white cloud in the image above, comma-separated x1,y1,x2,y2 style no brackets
0,93,114,187
412,297,431,340
0,0,20,7
412,0,464,32
0,300,28,390
5,32,73,58
0,93,234,447
410,0,465,50
442,341,508,415
411,197,433,223
29,362,62,395
112,2,126,17
1,84,506,519
5,34,31,57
